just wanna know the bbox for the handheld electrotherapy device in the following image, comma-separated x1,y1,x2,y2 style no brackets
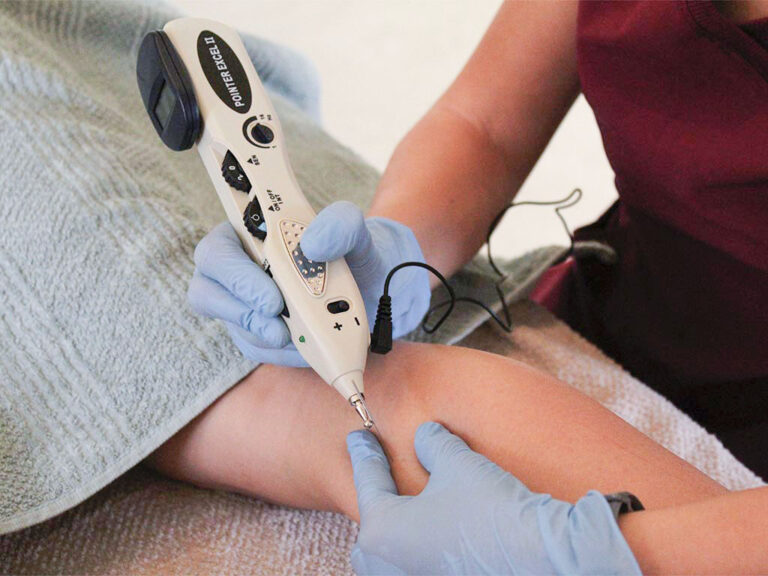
137,18,374,428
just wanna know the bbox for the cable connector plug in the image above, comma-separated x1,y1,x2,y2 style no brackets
369,294,393,354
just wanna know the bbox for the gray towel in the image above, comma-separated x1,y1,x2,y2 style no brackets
0,0,562,534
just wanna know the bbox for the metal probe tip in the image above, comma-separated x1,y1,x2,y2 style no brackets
349,393,375,430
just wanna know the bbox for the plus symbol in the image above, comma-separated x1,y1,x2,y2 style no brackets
333,322,342,331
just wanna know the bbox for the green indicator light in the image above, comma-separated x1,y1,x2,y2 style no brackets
299,335,306,343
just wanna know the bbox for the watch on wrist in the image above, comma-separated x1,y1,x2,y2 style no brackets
604,491,645,519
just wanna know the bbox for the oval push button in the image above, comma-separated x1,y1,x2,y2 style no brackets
327,300,350,314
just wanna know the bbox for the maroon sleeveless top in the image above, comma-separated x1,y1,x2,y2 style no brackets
531,1,768,472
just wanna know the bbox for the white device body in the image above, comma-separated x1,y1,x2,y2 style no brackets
163,18,369,402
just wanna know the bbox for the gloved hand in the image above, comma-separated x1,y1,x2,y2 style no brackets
188,222,306,366
300,201,431,338
187,202,430,367
346,422,642,575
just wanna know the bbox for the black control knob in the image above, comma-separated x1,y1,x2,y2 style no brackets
250,123,274,145
221,150,251,193
243,197,267,241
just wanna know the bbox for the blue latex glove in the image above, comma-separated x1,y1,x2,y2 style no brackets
187,201,430,366
301,201,431,338
188,222,305,366
346,422,642,575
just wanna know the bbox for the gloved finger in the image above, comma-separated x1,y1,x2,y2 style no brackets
188,272,290,348
350,545,406,576
347,429,398,517
227,323,308,367
413,421,471,475
391,291,430,339
194,222,284,316
415,422,528,492
300,201,375,266
414,420,502,482
227,320,292,351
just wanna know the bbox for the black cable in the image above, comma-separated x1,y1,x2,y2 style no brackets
383,262,456,333
369,188,583,354
486,188,582,277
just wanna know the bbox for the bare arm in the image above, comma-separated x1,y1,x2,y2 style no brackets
368,1,581,277
620,486,768,574
148,342,724,519
148,341,768,573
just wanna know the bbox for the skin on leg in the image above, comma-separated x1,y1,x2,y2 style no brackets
148,342,726,521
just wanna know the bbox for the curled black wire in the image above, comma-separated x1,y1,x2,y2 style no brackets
384,188,583,334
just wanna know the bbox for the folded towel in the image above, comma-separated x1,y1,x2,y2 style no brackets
0,301,761,575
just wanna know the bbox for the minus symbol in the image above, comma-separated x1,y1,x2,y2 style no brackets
354,317,360,326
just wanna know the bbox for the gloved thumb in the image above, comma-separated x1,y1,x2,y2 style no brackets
412,421,475,474
301,201,374,264
416,421,529,494
347,430,398,518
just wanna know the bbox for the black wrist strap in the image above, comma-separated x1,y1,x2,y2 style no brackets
604,491,645,519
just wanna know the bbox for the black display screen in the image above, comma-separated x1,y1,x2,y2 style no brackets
137,30,200,150
154,81,176,130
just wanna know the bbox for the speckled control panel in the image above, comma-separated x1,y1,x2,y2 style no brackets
280,219,326,295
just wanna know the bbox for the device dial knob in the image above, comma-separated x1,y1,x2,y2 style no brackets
243,197,267,240
221,150,251,193
250,123,274,145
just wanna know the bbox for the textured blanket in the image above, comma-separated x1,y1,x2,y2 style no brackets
0,0,565,535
